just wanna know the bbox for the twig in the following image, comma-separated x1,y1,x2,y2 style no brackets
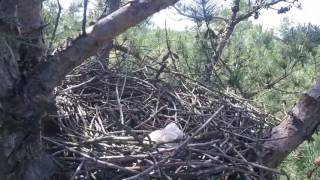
48,0,62,53
70,160,85,180
61,76,96,92
123,159,167,180
43,136,138,174
82,0,88,35
172,105,224,156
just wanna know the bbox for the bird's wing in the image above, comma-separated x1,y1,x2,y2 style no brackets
165,123,184,139
159,131,179,143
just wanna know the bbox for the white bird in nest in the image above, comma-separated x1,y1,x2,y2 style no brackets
144,122,184,144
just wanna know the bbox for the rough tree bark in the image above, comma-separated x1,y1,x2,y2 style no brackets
0,0,179,180
0,0,318,179
263,80,320,168
96,0,121,71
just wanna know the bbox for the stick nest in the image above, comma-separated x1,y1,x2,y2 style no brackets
46,61,281,180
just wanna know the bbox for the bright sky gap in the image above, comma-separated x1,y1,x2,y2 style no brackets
59,0,320,31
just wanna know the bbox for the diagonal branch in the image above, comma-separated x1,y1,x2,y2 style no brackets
24,0,180,97
263,80,320,168
205,0,291,82
213,0,290,65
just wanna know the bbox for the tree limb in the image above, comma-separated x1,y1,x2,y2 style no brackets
263,80,320,168
24,0,180,97
96,0,121,71
82,0,88,35
208,0,290,81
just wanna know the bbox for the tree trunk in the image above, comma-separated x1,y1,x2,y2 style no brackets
0,1,52,179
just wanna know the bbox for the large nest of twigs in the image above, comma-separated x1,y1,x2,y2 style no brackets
46,60,281,180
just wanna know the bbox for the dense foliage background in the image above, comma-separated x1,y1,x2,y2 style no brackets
43,0,320,178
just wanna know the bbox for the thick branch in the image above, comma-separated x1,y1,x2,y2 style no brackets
211,0,239,62
207,0,288,81
263,80,320,168
96,0,121,71
25,0,179,97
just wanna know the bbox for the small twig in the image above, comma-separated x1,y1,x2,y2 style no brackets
82,0,88,35
164,20,178,72
70,159,85,180
61,76,96,92
116,83,124,126
123,159,167,180
48,0,62,53
135,105,168,128
43,136,138,174
191,105,224,137
94,106,108,134
172,105,224,155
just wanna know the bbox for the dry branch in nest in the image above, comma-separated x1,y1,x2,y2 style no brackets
46,60,284,179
